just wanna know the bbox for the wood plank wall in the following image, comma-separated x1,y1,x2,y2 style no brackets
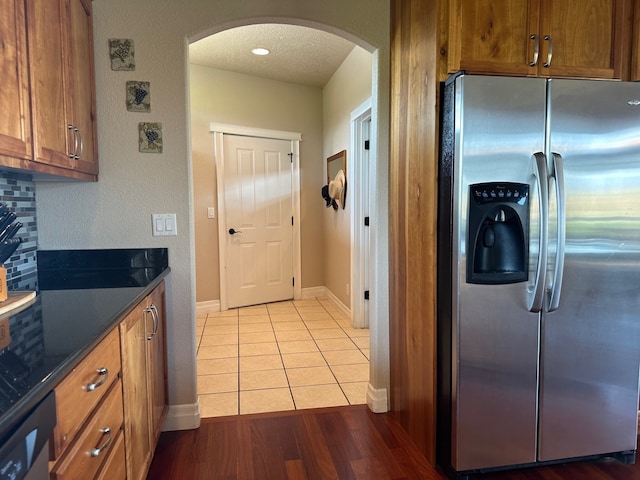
389,0,443,465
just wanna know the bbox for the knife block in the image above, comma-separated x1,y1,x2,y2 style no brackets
0,266,7,302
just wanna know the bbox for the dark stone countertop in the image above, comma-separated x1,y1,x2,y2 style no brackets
0,248,170,444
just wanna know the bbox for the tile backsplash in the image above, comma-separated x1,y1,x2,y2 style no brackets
0,172,37,291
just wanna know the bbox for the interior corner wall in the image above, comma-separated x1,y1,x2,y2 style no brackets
190,65,325,302
322,46,373,308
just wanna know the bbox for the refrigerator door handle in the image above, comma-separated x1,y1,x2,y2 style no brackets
548,152,566,312
529,152,549,313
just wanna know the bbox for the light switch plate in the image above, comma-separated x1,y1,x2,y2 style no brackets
152,214,177,236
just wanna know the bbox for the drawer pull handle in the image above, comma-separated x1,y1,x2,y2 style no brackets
90,427,112,457
87,367,109,391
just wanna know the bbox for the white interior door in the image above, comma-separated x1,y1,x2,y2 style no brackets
223,134,294,308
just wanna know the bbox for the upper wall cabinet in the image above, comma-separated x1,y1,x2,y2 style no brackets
634,4,640,80
447,0,633,80
0,1,32,163
26,0,98,179
0,0,98,180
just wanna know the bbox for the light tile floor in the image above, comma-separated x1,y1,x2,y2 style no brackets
196,297,370,418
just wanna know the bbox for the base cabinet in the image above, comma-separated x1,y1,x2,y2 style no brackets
47,280,167,480
147,282,167,445
49,328,124,480
120,281,168,480
50,380,124,480
95,429,126,480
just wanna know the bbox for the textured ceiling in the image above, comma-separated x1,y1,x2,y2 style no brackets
189,24,356,88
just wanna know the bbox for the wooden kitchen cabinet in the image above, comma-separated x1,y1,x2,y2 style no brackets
147,281,168,445
447,0,632,79
95,429,126,480
120,281,168,480
50,380,124,480
51,327,121,459
24,0,98,179
49,328,124,479
0,0,32,164
633,3,640,80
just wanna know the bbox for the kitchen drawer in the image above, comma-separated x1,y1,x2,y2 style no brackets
95,427,126,480
50,378,124,480
52,327,121,458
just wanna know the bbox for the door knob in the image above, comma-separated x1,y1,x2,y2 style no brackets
228,228,242,235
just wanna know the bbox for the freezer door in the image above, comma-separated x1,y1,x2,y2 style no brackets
451,75,547,471
538,79,640,461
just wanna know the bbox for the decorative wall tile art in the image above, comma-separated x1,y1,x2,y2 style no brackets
126,81,151,112
109,38,135,71
139,122,163,153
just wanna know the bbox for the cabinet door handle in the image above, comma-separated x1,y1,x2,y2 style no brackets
90,427,112,457
74,127,80,160
151,304,159,336
145,307,152,340
87,367,109,391
146,304,159,340
75,128,84,160
67,125,77,159
529,34,539,66
543,35,553,67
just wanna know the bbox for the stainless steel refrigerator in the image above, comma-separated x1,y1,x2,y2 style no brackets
437,73,640,477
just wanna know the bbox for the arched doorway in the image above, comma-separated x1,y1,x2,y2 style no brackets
188,20,389,416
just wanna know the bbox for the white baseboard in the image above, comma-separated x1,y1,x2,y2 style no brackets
300,286,326,299
199,288,350,317
366,383,388,413
302,286,351,321
322,287,351,319
162,403,201,431
196,300,221,314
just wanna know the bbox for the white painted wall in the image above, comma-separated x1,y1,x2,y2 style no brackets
322,46,373,307
36,0,390,425
190,65,325,302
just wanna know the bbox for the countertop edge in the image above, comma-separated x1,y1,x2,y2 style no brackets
0,267,171,441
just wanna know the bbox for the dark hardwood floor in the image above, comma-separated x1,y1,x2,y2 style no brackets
147,405,640,479
147,405,440,479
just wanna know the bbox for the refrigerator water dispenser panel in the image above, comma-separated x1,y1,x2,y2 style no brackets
468,182,529,284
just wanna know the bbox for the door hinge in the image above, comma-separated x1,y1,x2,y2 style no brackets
364,140,370,150
364,216,370,226
292,277,295,286
292,216,294,226
364,290,370,300
288,152,293,163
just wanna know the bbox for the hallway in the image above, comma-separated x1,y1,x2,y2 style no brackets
196,297,370,417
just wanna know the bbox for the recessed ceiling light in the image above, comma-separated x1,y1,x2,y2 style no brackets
251,48,270,56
